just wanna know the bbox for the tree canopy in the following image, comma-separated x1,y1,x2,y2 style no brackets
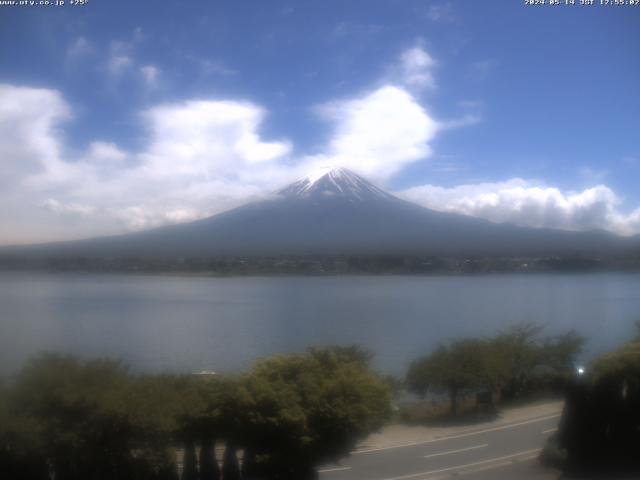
0,346,391,480
406,324,585,414
236,346,391,478
557,339,640,475
407,339,508,414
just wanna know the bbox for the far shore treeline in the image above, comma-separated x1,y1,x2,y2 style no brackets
1,253,640,275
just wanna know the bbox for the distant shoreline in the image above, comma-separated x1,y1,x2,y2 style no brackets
1,253,639,276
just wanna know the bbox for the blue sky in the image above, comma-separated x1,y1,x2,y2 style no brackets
0,0,639,244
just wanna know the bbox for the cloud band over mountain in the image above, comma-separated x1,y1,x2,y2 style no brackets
0,40,638,245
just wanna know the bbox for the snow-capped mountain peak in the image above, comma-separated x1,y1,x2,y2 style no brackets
277,167,394,202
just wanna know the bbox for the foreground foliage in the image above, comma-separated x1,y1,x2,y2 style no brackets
406,324,584,415
557,339,640,475
0,346,391,480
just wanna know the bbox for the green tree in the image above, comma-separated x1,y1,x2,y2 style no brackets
11,354,138,480
493,324,584,400
6,354,184,480
307,344,374,369
406,357,431,400
151,373,229,480
591,340,640,381
541,330,585,372
237,346,391,479
558,340,640,474
1,348,392,480
406,339,508,415
0,379,49,480
493,323,545,400
194,374,250,480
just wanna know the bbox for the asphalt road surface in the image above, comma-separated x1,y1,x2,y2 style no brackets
318,413,561,480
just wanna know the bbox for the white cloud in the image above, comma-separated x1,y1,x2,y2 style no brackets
383,44,437,92
85,141,128,163
2,40,638,244
89,99,293,228
426,3,456,22
40,198,95,216
106,39,136,77
0,84,71,186
399,179,640,236
108,54,133,76
308,85,439,180
399,46,436,89
110,205,206,231
140,99,292,175
139,65,160,87
66,36,94,60
0,85,295,242
2,79,438,241
106,38,162,90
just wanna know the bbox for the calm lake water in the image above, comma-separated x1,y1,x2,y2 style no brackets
1,272,639,376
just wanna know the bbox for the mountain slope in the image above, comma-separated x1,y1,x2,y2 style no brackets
2,168,637,258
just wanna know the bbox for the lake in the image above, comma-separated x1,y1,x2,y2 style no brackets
1,272,639,377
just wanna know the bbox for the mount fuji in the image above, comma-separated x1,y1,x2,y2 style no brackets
3,167,636,259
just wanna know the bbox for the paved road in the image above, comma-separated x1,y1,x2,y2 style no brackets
318,413,561,480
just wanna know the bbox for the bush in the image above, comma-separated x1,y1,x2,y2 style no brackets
406,324,584,416
0,347,392,480
558,341,640,475
236,346,392,478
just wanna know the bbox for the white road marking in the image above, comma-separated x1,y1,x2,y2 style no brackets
380,448,542,480
424,443,488,459
353,413,560,454
542,427,557,434
448,453,540,479
318,466,352,473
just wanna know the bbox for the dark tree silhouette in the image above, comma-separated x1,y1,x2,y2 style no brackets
199,436,220,480
558,340,640,476
0,348,392,480
182,439,198,480
221,441,240,480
